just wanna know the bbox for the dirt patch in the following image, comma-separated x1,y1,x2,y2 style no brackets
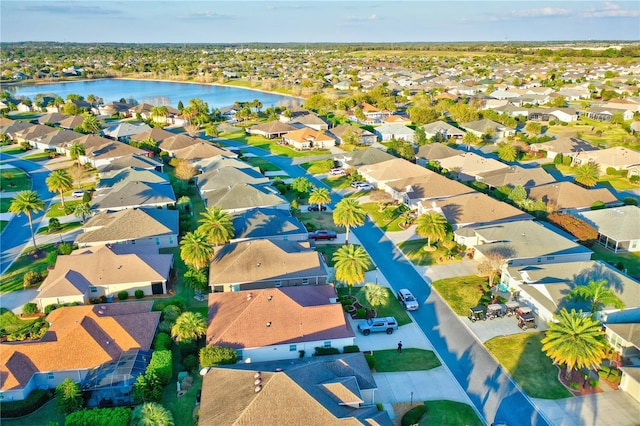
392,402,415,426
556,366,603,396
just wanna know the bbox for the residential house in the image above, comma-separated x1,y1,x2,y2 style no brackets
570,147,640,177
91,181,176,212
36,245,173,310
336,147,396,168
353,102,393,124
529,137,597,159
29,129,83,151
279,106,313,123
247,121,297,139
581,107,634,122
206,285,354,362
0,302,159,401
195,166,269,196
35,112,68,126
203,183,289,213
196,155,259,174
58,115,85,130
456,220,593,267
290,113,330,131
574,206,640,253
460,119,514,140
0,118,33,140
96,102,132,117
230,208,308,243
422,120,466,140
383,115,412,125
67,135,147,167
329,124,377,146
385,172,473,210
96,154,164,174
502,260,640,324
476,165,555,189
13,124,57,145
358,158,430,190
282,127,336,150
415,143,461,166
208,239,328,292
171,142,237,168
425,192,533,229
527,181,619,212
608,326,640,405
527,108,578,123
157,134,196,156
101,122,152,142
437,152,509,181
129,127,176,145
199,353,390,425
96,167,169,190
76,208,179,248
602,98,640,113
373,123,416,143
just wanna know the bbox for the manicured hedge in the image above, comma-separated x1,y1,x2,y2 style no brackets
64,407,132,426
0,389,52,418
343,345,360,353
401,404,427,426
314,347,340,356
152,332,172,351
199,345,237,367
148,350,172,386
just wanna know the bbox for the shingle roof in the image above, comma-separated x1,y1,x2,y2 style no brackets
231,208,307,241
129,127,176,143
91,181,176,211
172,141,235,161
527,181,618,210
208,239,326,286
206,285,354,348
344,147,396,167
359,158,430,182
606,323,640,348
416,142,462,161
422,120,465,137
437,152,510,178
102,122,152,139
96,167,169,190
249,120,297,134
73,134,146,159
575,205,640,242
76,208,178,245
433,192,533,227
97,154,163,174
196,167,268,193
203,183,288,212
476,165,555,188
530,137,597,154
0,302,159,392
386,171,473,201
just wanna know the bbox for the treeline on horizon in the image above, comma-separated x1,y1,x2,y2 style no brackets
1,41,639,58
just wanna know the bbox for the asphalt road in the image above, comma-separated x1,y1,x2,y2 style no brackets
0,153,54,275
219,139,550,425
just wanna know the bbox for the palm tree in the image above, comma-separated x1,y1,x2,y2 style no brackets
179,230,214,270
46,169,73,208
171,311,207,342
362,283,389,308
574,163,600,187
497,143,518,162
197,207,235,246
9,190,45,249
131,402,175,426
333,244,371,294
415,211,448,249
567,280,624,317
308,187,331,214
81,113,101,133
332,198,366,245
73,202,92,223
68,142,85,161
151,105,169,124
541,308,608,380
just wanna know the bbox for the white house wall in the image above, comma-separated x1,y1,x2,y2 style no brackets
239,337,355,364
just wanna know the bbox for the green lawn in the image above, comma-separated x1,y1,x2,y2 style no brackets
0,243,56,293
315,244,375,270
418,400,483,426
161,344,201,426
541,163,574,176
398,239,462,267
300,159,335,175
243,156,282,172
597,174,640,191
222,131,330,158
431,275,488,316
0,198,11,213
361,202,409,232
37,221,83,235
0,146,26,155
371,348,441,372
20,152,52,162
1,168,31,192
550,117,639,150
485,332,572,399
294,211,342,232
45,200,82,218
0,308,38,335
321,176,352,189
590,244,640,278
338,286,412,326
0,220,8,232
1,399,64,426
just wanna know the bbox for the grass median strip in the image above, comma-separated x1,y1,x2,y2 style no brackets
372,348,441,372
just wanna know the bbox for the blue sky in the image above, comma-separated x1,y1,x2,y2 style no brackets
1,1,638,43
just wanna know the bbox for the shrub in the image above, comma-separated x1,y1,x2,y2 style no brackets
548,212,598,245
57,242,74,255
44,304,59,315
591,201,606,210
134,289,144,299
48,217,61,232
64,205,75,215
401,404,427,426
589,378,599,388
570,382,580,390
623,197,638,206
179,339,199,358
0,389,52,418
562,156,572,165
46,250,58,267
343,345,360,353
376,403,384,411
616,261,625,271
606,167,617,176
183,354,199,372
630,175,640,184
162,305,182,322
117,290,128,301
23,271,43,288
299,349,306,358
365,353,376,370
148,350,172,385
200,345,238,367
355,308,367,319
553,153,563,164
23,302,39,316
56,378,83,414
64,407,132,426
314,347,340,356
153,332,173,351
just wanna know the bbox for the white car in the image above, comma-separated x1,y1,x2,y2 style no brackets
329,168,345,176
354,182,373,191
72,190,85,198
397,288,419,311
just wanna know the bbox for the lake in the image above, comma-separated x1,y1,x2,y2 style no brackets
2,79,302,110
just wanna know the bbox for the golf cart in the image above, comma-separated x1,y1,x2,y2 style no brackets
468,306,486,322
516,307,537,330
486,304,504,320
505,301,520,317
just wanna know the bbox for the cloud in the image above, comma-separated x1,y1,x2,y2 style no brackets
486,7,571,22
581,1,640,18
341,13,382,23
181,10,236,20
17,2,122,16
266,4,316,11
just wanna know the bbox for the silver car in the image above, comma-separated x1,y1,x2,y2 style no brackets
397,288,419,311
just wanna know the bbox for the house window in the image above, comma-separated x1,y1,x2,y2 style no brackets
156,237,160,246
301,278,309,285
48,372,55,380
547,256,555,261
90,287,98,293
169,237,174,245
236,350,243,361
323,341,331,348
289,344,297,352
274,280,282,288
537,258,542,263
283,235,289,241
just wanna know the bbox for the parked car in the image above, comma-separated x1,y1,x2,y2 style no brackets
307,205,328,212
468,306,486,322
329,168,346,176
516,307,537,330
350,181,364,188
72,190,85,198
354,182,373,191
357,317,398,335
397,288,419,311
308,230,337,240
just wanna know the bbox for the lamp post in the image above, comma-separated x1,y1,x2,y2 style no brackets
410,391,413,407
375,267,378,285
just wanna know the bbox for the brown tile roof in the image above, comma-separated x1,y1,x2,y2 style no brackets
76,208,178,245
15,124,57,140
0,302,159,392
386,172,473,201
158,133,195,151
437,152,509,177
72,134,146,159
476,165,556,188
208,239,326,286
431,192,533,227
249,121,297,134
416,142,461,161
206,285,353,348
527,181,618,210
171,141,236,161
284,127,335,144
359,158,430,183
129,127,176,143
